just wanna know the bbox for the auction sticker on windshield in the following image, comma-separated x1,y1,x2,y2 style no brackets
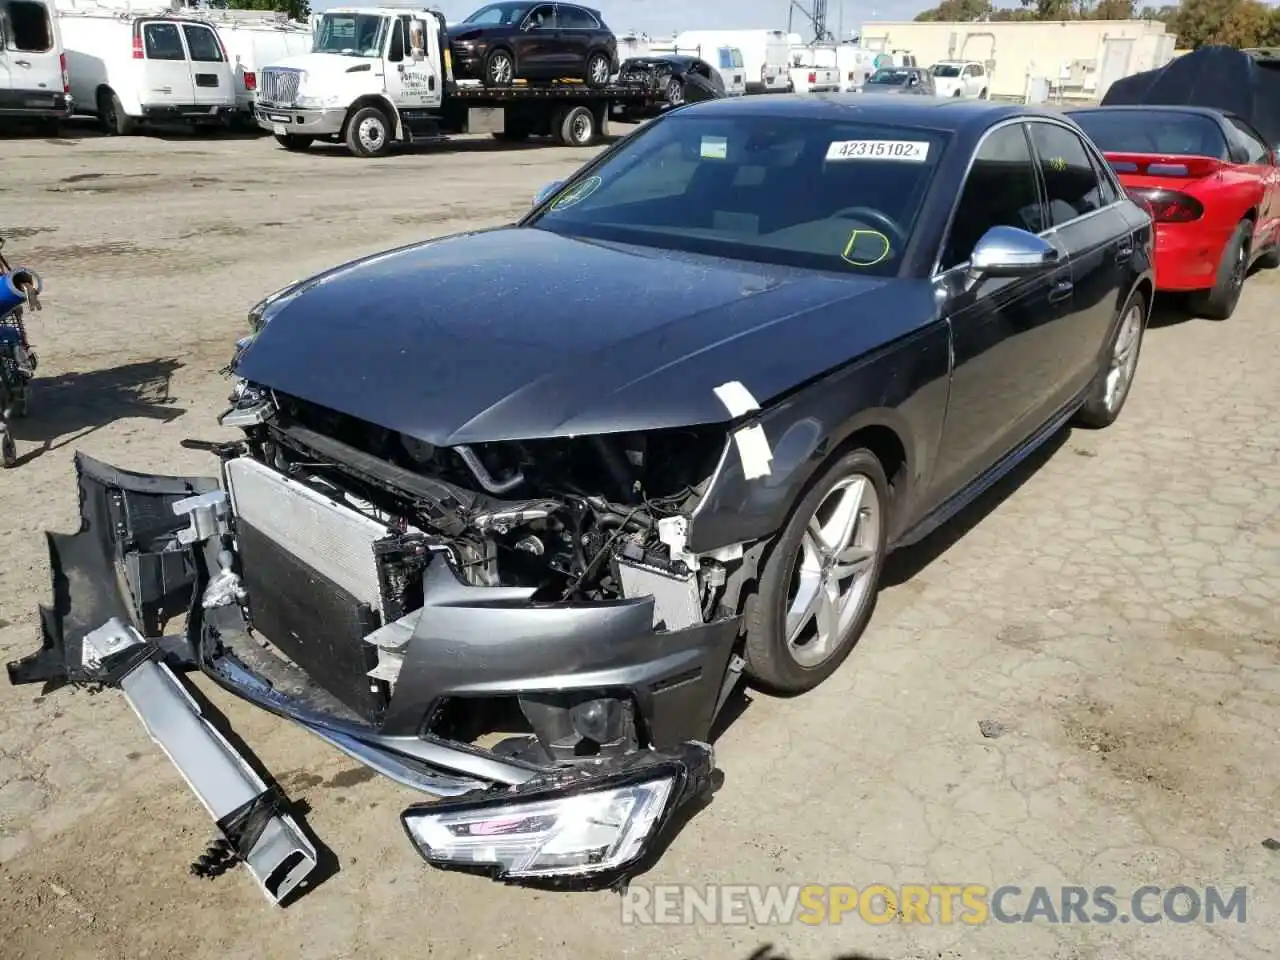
826,140,930,162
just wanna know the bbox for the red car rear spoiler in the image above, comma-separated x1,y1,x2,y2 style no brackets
1102,152,1225,178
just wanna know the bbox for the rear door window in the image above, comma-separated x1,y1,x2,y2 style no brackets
557,6,598,28
718,48,733,70
5,0,53,52
143,22,186,60
1027,121,1104,226
182,24,224,62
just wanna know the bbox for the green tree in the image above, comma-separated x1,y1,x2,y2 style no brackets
1170,0,1272,48
1093,0,1136,18
915,0,994,21
1017,0,1080,18
989,6,1039,19
208,0,312,22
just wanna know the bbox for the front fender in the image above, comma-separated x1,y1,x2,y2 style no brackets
687,322,952,552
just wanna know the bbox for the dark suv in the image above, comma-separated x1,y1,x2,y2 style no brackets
450,2,618,88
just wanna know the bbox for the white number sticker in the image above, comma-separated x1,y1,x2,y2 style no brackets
826,140,930,162
272,124,287,136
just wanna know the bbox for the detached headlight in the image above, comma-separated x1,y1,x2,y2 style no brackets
401,744,713,886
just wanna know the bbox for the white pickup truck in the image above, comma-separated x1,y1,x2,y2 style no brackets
254,5,663,157
788,62,839,94
927,59,990,99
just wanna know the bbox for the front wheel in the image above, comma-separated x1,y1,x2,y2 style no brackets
978,88,988,99
744,448,889,695
1074,289,1146,429
1,432,16,468
484,48,515,87
665,75,685,106
344,105,392,158
584,51,611,89
275,134,313,152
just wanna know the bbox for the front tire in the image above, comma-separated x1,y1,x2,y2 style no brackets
1190,219,1250,320
483,48,515,87
584,50,612,89
744,448,889,695
344,105,391,158
665,75,685,106
1,432,16,468
1074,288,1146,429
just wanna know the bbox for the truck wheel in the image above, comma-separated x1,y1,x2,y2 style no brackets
345,105,392,158
275,134,314,152
484,48,515,87
98,89,136,136
555,105,596,147
584,50,612,89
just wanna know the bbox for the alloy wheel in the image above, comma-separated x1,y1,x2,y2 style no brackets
589,55,609,85
358,116,386,153
784,474,882,668
490,53,513,84
1104,302,1143,413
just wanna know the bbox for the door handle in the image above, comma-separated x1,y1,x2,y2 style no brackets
1115,244,1133,262
15,59,32,67
1048,279,1073,304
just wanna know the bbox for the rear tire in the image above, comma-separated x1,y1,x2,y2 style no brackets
98,90,136,136
275,134,314,151
1190,219,1250,320
344,105,392,158
1074,288,1146,429
554,105,596,146
978,87,988,99
744,448,889,695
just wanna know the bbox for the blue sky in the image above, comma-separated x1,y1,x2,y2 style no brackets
311,0,935,37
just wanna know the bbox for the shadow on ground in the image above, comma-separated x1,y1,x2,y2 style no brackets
747,946,893,960
8,358,186,466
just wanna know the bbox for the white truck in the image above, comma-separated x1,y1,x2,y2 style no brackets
673,29,790,94
54,0,235,134
928,59,989,99
0,0,72,127
787,45,839,94
194,7,311,126
255,6,664,157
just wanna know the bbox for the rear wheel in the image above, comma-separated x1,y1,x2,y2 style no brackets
1190,219,1250,320
484,48,515,87
665,76,685,106
744,448,889,695
1075,288,1146,429
978,87,988,99
275,134,314,151
554,105,596,146
584,50,612,88
344,105,392,158
98,89,136,136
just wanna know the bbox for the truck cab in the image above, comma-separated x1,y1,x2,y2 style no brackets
256,6,659,157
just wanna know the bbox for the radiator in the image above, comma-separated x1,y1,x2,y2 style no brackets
224,456,391,616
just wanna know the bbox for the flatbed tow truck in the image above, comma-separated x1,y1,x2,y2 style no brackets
255,6,669,157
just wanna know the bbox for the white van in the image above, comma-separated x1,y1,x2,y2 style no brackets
675,29,790,94
198,9,311,123
0,0,71,125
55,4,235,134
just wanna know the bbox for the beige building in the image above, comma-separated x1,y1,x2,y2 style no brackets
856,19,1177,101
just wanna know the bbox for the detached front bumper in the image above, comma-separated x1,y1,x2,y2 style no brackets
255,103,346,137
7,453,731,893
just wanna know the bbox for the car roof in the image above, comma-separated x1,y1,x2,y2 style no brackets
683,93,1052,135
1068,104,1230,121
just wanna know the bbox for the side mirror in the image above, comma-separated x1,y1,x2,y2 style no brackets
969,225,1059,281
532,180,563,206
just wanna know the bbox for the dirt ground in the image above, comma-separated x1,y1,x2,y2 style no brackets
0,121,1277,960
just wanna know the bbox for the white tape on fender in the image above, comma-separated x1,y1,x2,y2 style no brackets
713,380,759,418
714,381,773,478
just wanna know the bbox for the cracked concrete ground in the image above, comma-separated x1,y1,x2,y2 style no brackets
0,123,1277,960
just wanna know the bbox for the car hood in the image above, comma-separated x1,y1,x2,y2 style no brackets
266,52,375,77
234,227,938,445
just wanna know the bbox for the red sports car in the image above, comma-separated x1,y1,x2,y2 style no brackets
1071,105,1280,319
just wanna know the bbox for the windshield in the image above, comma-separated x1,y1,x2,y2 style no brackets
313,13,386,57
463,2,529,25
527,113,948,277
867,69,909,85
1072,110,1230,160
931,64,961,77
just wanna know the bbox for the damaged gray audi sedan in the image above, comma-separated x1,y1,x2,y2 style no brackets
9,94,1154,899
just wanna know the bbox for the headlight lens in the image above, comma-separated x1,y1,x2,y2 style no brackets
246,283,301,333
404,776,673,879
402,744,714,884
